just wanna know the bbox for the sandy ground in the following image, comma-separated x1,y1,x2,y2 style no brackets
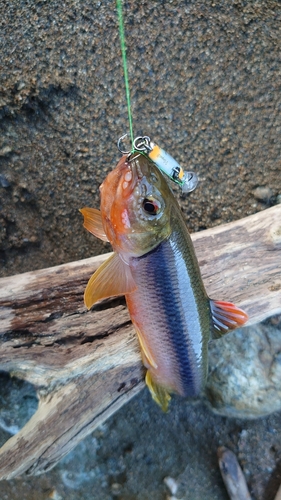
0,0,281,498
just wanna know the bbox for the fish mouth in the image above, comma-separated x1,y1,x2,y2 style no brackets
115,153,144,198
99,154,137,195
100,153,149,208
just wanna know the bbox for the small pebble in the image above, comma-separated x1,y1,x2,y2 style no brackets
164,476,178,495
111,482,122,496
48,490,62,500
252,186,272,202
0,146,12,156
0,175,11,188
17,81,26,91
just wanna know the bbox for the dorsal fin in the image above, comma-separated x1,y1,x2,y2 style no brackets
210,300,248,338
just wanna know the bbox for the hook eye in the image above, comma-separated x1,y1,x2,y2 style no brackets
133,136,152,152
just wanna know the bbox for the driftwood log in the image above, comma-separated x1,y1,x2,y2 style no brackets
0,205,280,479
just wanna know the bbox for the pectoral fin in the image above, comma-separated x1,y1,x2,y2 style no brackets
145,371,171,412
210,300,248,339
84,253,136,309
80,207,109,242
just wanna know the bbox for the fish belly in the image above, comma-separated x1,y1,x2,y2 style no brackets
126,223,211,397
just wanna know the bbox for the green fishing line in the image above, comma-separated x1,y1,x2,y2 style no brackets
116,0,134,148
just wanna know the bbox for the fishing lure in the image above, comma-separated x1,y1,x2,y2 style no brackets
118,134,198,193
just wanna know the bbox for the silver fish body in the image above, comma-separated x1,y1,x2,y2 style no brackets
126,207,210,398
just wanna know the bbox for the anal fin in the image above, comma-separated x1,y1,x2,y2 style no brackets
210,300,248,338
145,371,171,412
134,326,158,370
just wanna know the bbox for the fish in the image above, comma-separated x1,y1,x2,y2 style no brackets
80,153,248,411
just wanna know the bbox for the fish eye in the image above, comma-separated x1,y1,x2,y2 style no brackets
142,197,160,215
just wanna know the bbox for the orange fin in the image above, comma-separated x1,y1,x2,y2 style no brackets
80,207,109,242
84,252,136,309
145,371,171,412
134,325,158,370
210,300,248,338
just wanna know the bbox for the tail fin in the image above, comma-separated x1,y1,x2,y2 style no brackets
210,300,248,338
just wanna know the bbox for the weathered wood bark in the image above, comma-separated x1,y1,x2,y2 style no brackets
0,205,280,479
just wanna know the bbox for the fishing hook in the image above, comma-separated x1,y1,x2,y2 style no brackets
117,134,131,154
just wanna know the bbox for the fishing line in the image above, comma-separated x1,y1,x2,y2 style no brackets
115,1,198,193
116,0,134,148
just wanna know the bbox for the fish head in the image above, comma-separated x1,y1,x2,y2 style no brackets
100,153,173,257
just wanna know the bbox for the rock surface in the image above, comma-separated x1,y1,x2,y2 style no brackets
206,320,281,419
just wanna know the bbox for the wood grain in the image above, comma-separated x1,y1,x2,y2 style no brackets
0,204,280,479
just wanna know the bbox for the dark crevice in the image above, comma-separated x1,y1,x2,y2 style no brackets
42,311,64,322
12,341,35,349
80,321,132,345
90,296,127,311
4,325,131,348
